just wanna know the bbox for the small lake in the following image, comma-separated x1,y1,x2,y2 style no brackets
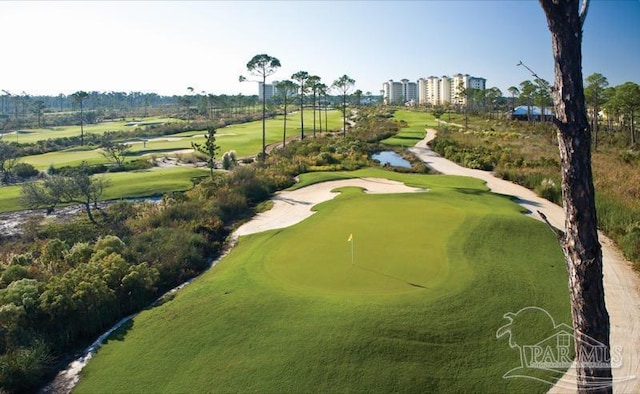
371,151,411,168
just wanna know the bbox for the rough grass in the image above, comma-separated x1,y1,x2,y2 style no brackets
74,171,570,394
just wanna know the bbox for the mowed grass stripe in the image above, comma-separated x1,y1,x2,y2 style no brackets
74,172,570,393
382,109,438,147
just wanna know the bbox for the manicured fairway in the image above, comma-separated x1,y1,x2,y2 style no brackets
0,167,209,213
74,170,571,393
19,110,344,170
382,109,438,147
9,117,177,144
99,167,209,200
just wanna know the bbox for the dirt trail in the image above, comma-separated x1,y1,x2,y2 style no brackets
411,130,639,393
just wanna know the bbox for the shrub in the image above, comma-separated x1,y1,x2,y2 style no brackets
214,186,249,223
222,151,238,170
10,163,39,179
126,227,212,291
535,178,562,204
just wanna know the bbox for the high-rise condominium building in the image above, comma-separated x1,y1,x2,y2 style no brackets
382,80,404,104
389,73,487,106
258,82,278,102
383,79,418,105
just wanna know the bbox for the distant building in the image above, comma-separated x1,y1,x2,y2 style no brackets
510,105,553,121
451,73,487,105
402,79,418,105
387,73,486,106
382,79,418,105
382,80,404,104
258,81,278,102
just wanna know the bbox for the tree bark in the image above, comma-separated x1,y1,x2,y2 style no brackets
539,0,612,392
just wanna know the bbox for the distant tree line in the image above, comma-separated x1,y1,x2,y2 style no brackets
508,75,640,148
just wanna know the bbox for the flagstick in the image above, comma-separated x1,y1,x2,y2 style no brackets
351,238,354,265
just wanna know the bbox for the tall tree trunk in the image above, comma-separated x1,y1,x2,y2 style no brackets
83,202,96,224
593,99,599,150
262,75,266,159
283,100,287,148
312,92,317,137
631,110,636,146
539,0,612,392
300,94,305,140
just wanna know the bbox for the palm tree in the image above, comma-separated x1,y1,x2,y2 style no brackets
71,91,89,146
244,54,281,159
291,71,310,140
332,74,355,137
274,80,297,148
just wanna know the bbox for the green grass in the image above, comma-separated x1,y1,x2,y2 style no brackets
381,109,439,147
0,185,22,213
18,111,344,170
74,171,570,393
0,167,209,213
9,116,179,144
99,167,209,200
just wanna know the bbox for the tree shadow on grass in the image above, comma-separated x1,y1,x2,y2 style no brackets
102,319,134,345
355,264,428,289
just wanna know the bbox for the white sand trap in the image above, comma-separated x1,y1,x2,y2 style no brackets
234,178,426,237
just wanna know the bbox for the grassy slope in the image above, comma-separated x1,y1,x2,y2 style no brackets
19,111,344,170
0,167,209,213
74,171,570,393
381,109,439,147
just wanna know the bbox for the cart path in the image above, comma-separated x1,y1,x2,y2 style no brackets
411,130,639,393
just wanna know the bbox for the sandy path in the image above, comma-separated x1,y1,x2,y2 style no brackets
411,130,640,393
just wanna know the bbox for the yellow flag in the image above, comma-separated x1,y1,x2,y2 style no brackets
347,233,353,242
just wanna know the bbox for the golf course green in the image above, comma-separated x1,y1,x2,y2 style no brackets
74,170,571,393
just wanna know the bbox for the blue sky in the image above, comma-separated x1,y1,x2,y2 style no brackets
0,0,638,97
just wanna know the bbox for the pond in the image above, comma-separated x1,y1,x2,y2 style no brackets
371,151,411,168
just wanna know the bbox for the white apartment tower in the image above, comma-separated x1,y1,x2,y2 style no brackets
402,79,418,104
439,76,452,104
388,73,487,106
382,80,404,104
258,82,277,102
451,73,487,105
